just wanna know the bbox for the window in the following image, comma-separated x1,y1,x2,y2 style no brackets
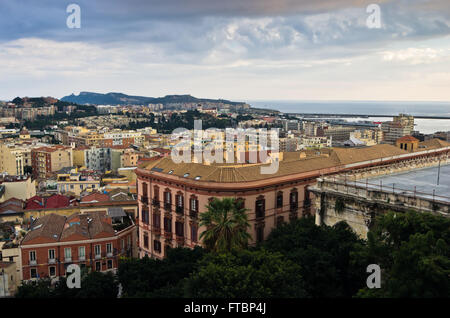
290,190,298,210
94,245,101,256
176,194,184,208
95,261,101,271
277,216,284,226
49,266,56,277
79,246,85,258
30,268,37,279
164,217,172,233
164,191,172,209
143,232,149,248
153,213,160,228
121,239,125,250
175,222,184,237
29,251,36,261
276,192,283,209
190,197,198,212
256,227,264,243
127,235,131,247
255,197,265,218
64,248,72,260
107,260,113,269
191,225,198,243
142,208,149,224
154,240,161,253
48,249,55,260
106,243,112,255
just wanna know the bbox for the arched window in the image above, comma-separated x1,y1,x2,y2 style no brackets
276,191,283,209
255,195,265,219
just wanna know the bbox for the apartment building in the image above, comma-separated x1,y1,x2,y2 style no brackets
85,147,111,172
381,114,415,144
20,212,136,281
31,145,73,179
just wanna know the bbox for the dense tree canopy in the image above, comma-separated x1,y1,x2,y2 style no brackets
356,211,450,298
263,217,367,297
184,249,308,298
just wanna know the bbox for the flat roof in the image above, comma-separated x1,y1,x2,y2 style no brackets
367,164,450,202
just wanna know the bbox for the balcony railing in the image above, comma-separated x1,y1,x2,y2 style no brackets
152,199,160,208
290,203,298,212
30,260,37,265
48,258,56,264
176,205,184,215
64,257,72,263
164,231,172,240
176,236,185,245
79,256,86,261
153,227,161,235
164,203,172,211
107,252,113,257
95,254,101,260
189,210,198,218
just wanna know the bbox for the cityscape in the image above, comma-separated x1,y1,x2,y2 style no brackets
0,0,449,311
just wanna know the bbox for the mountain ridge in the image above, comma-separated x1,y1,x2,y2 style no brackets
61,92,247,106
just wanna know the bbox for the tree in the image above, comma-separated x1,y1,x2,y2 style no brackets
15,271,118,298
118,247,205,297
263,217,367,297
356,211,450,298
184,249,308,298
199,198,251,253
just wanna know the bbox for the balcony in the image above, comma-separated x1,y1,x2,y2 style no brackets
95,254,101,260
176,236,185,245
152,199,160,208
64,257,72,263
79,256,86,261
48,258,56,264
290,203,298,212
153,227,161,235
176,205,184,215
164,231,172,240
164,203,172,212
140,195,149,205
30,260,37,266
107,252,113,257
189,210,198,219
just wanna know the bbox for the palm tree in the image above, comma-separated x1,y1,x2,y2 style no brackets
199,197,251,253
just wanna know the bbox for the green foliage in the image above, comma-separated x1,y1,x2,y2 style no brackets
263,217,367,297
118,247,206,297
200,197,251,253
356,211,450,298
184,249,307,298
15,271,118,298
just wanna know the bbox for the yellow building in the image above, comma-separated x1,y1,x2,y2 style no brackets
0,261,19,297
0,175,36,202
56,168,101,196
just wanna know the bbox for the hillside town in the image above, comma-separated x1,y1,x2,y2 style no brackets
0,94,449,298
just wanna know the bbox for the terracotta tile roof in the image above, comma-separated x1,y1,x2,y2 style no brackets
418,138,450,150
25,196,45,210
22,212,116,244
142,144,412,183
22,214,66,244
46,194,70,209
396,135,419,142
81,192,110,203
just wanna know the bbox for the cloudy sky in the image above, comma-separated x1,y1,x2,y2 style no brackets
0,0,449,102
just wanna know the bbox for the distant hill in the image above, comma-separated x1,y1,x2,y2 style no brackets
61,92,246,106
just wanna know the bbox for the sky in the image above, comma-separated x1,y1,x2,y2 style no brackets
0,0,449,102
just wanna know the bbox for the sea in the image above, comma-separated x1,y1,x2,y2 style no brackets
248,100,450,134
